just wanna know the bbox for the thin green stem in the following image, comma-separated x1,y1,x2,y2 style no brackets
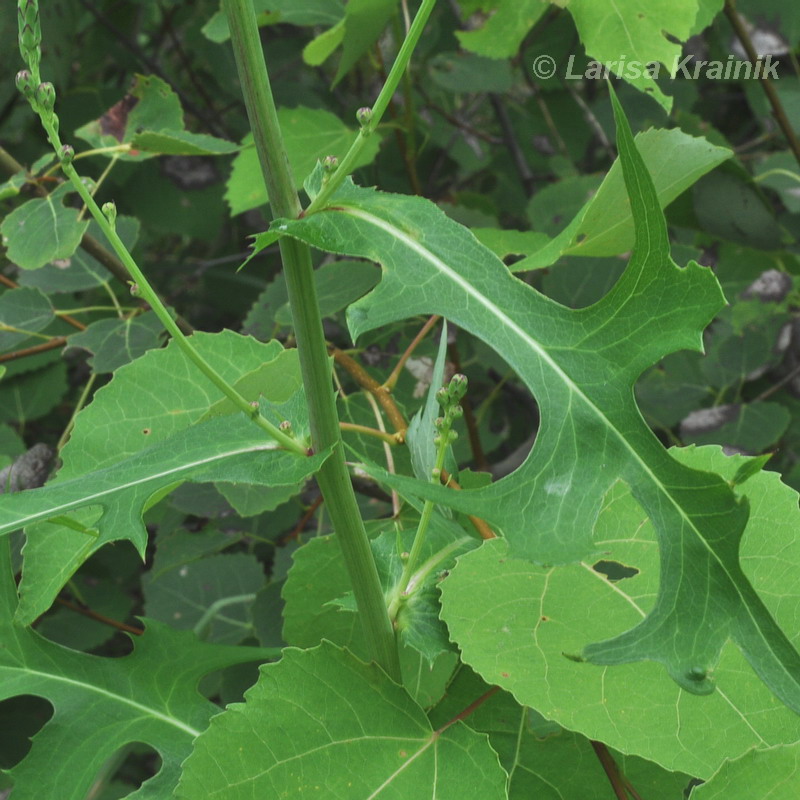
223,0,401,681
393,442,448,603
304,0,436,214
33,112,303,455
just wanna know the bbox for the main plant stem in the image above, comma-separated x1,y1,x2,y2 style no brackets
223,0,401,680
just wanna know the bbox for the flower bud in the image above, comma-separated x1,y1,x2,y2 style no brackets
59,144,74,166
356,106,373,128
448,373,468,401
101,200,116,225
15,69,35,99
35,81,55,111
322,155,338,172
129,282,141,297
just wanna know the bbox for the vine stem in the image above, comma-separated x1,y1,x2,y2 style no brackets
724,0,800,169
34,116,302,455
303,0,437,215
223,0,401,680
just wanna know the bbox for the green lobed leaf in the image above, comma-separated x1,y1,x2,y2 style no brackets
1,183,89,270
15,332,288,624
271,91,800,710
439,446,800,777
0,405,331,554
517,128,732,269
176,642,507,798
0,542,277,800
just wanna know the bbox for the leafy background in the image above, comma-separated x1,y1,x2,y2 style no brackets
3,0,800,797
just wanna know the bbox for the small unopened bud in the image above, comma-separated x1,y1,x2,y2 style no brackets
101,200,116,225
35,81,55,111
322,155,338,172
279,420,292,431
356,106,373,128
435,387,449,407
15,69,35,99
448,373,468,401
431,467,441,480
129,282,140,297
60,144,74,167
448,404,463,420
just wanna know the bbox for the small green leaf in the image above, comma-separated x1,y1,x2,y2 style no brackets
128,129,239,156
66,312,165,373
456,0,548,59
0,287,54,353
1,183,89,270
225,107,382,215
75,74,184,160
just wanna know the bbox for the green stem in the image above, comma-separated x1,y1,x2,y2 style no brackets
392,432,450,607
223,0,401,681
304,0,436,214
34,113,303,456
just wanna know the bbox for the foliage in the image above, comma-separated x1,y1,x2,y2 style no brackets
2,0,800,796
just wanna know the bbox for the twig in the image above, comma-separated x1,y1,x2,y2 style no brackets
332,347,408,436
278,495,324,545
383,314,441,390
0,337,66,363
725,0,800,169
489,93,535,196
56,596,143,636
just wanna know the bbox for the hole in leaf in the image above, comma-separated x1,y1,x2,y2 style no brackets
0,695,54,768
592,559,640,582
104,742,162,794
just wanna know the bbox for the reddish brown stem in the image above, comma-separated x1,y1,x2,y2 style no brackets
434,686,500,735
383,314,441,391
278,495,325,544
56,596,143,636
590,740,632,800
0,337,67,363
332,347,408,437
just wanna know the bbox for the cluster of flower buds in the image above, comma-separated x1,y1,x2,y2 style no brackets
433,373,468,450
17,0,41,80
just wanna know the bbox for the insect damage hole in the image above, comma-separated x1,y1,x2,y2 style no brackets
592,559,640,582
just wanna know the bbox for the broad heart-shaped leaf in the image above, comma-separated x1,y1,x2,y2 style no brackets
0,542,277,800
439,447,800,778
176,642,506,798
0,406,330,553
273,92,800,710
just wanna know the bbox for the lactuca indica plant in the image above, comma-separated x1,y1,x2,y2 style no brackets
2,0,800,796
